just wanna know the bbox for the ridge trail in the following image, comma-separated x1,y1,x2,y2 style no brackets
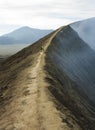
24,34,65,130
0,29,81,130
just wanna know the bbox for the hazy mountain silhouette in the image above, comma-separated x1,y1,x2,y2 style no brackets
0,26,53,44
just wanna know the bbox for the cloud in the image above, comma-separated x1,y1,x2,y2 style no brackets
0,0,95,34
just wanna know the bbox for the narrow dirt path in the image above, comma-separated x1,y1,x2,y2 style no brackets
24,50,64,130
35,52,64,130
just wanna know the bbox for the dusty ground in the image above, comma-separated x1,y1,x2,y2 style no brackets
0,30,82,130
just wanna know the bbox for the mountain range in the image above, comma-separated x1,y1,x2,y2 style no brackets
0,17,95,130
0,26,53,44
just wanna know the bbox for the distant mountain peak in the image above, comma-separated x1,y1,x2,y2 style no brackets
15,26,33,31
0,27,53,45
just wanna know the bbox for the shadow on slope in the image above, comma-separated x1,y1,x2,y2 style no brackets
45,26,95,130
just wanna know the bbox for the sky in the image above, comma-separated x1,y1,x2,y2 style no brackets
0,0,95,35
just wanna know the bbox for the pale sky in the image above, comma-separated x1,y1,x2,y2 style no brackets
0,0,95,35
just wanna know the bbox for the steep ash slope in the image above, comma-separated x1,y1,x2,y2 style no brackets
45,25,95,130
